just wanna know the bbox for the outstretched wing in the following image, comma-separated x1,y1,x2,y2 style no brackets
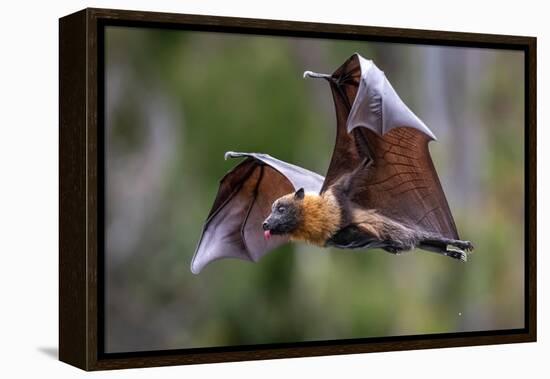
317,53,458,239
191,152,324,274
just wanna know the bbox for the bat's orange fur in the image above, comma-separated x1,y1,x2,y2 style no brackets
287,189,341,246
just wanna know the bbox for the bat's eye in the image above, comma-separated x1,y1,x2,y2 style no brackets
277,206,285,213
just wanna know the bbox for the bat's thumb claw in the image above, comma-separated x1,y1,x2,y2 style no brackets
303,70,331,80
224,151,237,160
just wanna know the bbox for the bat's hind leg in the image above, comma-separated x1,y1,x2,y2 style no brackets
419,237,474,262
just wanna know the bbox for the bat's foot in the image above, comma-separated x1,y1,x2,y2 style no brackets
419,237,473,262
445,246,468,262
445,239,474,262
449,240,474,252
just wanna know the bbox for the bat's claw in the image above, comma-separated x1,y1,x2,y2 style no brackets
454,240,474,252
445,247,468,262
224,151,238,160
303,70,332,80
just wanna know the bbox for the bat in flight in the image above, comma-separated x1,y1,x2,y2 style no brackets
191,53,473,274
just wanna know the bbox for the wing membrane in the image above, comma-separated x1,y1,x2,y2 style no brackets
322,54,458,239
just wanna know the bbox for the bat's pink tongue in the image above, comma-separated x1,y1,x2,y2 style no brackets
264,230,271,241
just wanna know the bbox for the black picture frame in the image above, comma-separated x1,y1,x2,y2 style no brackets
59,7,537,371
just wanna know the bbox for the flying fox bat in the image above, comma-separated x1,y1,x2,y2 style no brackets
190,53,473,274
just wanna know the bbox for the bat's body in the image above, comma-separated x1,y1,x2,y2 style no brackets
190,54,473,274
264,171,471,261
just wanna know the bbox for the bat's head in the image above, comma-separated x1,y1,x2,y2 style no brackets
262,188,305,240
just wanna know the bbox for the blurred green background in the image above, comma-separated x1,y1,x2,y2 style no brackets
104,26,525,353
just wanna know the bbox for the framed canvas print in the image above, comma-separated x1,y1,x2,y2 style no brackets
59,8,537,371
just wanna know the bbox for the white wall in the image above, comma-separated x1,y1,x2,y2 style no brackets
0,0,546,377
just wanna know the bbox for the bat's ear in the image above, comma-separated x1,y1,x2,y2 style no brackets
294,188,305,200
